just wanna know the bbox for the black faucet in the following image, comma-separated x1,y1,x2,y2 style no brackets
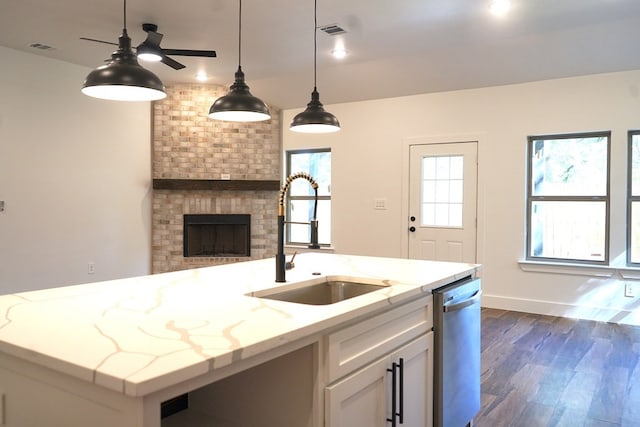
276,172,320,282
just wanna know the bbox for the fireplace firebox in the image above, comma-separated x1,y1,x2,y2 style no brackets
183,214,251,257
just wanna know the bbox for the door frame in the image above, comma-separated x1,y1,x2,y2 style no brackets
400,133,485,262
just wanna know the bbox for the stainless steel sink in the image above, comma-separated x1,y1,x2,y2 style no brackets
250,279,388,305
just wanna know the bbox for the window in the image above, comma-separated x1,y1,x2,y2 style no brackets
421,155,464,227
629,131,640,264
286,149,331,246
526,132,610,264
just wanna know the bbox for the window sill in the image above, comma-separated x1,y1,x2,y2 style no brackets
285,244,335,253
518,260,640,279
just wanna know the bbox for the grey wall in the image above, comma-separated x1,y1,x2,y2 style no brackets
0,46,153,293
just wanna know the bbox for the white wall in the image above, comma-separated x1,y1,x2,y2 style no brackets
0,46,152,293
283,70,640,325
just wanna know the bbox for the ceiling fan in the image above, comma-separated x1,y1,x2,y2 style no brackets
81,23,217,70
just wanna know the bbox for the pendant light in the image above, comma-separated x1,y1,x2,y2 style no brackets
208,0,271,122
81,0,166,102
290,0,340,133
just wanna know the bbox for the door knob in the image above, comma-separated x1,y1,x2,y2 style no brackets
410,216,416,222
409,226,416,232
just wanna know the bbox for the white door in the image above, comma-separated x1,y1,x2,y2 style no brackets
408,142,477,263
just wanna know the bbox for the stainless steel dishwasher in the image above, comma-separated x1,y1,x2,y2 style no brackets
433,276,482,427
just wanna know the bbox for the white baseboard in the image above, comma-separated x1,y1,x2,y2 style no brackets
482,294,640,326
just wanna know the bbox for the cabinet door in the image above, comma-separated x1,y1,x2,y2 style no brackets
325,356,390,427
391,332,434,427
325,332,434,427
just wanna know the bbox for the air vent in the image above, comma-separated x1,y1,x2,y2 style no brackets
320,24,347,36
29,43,56,51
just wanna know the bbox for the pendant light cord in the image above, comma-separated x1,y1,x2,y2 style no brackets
313,0,317,89
238,0,242,68
123,0,127,30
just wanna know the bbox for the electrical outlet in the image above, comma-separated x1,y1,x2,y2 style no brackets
221,173,231,180
88,262,96,275
625,282,638,298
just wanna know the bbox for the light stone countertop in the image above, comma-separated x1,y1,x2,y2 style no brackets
0,253,479,397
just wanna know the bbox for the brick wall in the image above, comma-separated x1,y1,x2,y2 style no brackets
152,83,281,273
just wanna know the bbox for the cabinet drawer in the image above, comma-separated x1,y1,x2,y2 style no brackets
325,295,432,382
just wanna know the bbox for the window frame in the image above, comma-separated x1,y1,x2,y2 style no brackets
525,131,611,265
285,148,332,246
628,130,640,266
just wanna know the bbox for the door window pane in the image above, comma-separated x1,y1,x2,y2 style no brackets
421,155,463,227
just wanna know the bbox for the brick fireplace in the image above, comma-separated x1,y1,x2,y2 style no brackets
152,84,281,273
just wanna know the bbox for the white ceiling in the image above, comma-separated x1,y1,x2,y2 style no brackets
3,0,640,109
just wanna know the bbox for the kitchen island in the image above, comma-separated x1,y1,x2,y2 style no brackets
0,253,480,427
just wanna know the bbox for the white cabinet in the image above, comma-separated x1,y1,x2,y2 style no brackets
324,295,434,427
325,333,433,427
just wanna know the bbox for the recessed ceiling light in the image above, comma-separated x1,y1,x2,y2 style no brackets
196,71,208,82
331,40,347,59
489,0,511,17
331,48,348,59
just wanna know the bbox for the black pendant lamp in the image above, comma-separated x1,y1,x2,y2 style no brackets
209,0,271,122
81,0,166,102
290,0,340,133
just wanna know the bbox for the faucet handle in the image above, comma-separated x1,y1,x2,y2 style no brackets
285,252,297,270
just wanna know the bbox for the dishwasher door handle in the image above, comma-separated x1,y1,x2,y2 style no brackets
443,290,482,312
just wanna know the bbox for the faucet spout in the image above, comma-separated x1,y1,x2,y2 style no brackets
276,172,319,282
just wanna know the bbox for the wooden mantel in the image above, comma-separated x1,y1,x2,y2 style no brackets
152,179,281,191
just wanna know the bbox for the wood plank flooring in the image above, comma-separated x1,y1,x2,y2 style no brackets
475,308,640,427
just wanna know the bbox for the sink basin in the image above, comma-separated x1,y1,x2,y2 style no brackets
250,278,388,305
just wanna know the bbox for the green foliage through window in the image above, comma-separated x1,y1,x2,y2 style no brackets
526,132,610,264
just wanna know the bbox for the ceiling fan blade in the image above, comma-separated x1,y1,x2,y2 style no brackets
146,31,164,48
161,55,186,70
162,49,217,58
80,37,118,46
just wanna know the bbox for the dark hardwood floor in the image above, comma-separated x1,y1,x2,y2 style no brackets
475,308,640,427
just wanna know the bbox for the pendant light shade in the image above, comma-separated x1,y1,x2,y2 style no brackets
81,1,166,101
290,0,340,133
290,87,340,133
209,0,270,122
208,66,271,121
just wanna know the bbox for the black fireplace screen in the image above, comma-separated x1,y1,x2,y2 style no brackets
183,214,251,257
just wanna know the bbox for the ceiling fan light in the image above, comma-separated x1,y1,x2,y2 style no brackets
82,32,166,101
290,88,340,133
209,66,271,122
136,40,163,62
137,51,163,62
